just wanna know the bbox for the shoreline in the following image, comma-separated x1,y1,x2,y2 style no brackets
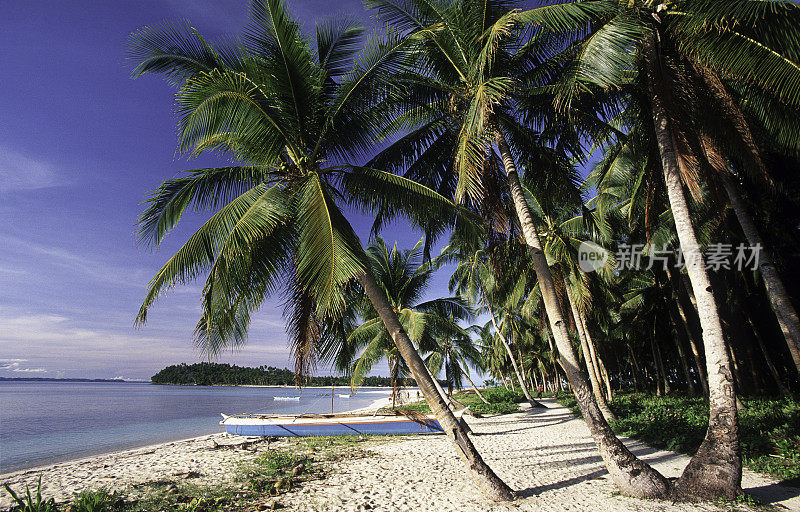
0,433,223,482
2,398,797,511
0,390,397,479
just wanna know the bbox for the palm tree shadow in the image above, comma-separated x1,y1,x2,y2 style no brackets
516,469,609,498
745,479,800,505
472,413,576,435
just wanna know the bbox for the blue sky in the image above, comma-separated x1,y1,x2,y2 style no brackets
0,0,443,380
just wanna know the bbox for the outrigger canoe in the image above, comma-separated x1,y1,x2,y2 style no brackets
219,410,461,437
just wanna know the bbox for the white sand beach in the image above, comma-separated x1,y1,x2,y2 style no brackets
2,398,797,511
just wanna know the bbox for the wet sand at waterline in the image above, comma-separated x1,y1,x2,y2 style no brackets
2,398,797,511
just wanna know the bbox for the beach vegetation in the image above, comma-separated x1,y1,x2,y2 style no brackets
236,451,308,496
400,386,524,415
67,489,125,512
557,393,800,482
3,477,57,512
320,238,480,406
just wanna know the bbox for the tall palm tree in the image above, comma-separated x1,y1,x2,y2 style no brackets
128,0,512,500
367,0,672,498
523,0,800,499
523,189,621,420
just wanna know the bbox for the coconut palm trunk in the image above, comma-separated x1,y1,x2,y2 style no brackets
650,333,670,396
645,37,741,500
422,353,462,411
544,326,562,393
485,304,544,407
720,175,800,373
597,356,614,401
496,131,670,499
670,268,709,394
675,328,699,396
627,343,641,391
461,368,490,404
692,62,800,373
565,283,616,421
664,288,700,396
356,271,512,500
579,308,614,402
744,309,790,396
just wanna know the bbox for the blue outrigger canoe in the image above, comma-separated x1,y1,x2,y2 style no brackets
220,410,460,437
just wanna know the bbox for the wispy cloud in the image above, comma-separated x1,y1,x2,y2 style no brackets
0,234,150,287
0,145,62,192
0,307,293,379
13,367,47,373
0,359,47,373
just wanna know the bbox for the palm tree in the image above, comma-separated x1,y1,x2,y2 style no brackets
128,0,512,500
423,323,485,397
522,189,621,420
448,240,544,407
522,0,800,499
324,238,475,406
367,0,673,498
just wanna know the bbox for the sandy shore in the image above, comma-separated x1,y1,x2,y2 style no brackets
2,398,797,511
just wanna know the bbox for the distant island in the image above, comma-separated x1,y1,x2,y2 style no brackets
151,362,407,387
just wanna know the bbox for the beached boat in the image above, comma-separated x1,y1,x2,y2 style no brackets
219,410,459,437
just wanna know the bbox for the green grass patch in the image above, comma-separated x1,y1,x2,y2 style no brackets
394,386,525,415
68,488,126,512
555,392,800,482
235,450,307,496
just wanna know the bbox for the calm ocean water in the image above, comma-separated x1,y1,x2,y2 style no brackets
0,381,389,473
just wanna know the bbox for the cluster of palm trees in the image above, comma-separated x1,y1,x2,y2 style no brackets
130,0,800,504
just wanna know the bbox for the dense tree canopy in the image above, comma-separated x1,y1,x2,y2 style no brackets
132,0,800,504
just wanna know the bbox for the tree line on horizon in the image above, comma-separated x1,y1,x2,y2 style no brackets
129,0,800,503
150,362,411,387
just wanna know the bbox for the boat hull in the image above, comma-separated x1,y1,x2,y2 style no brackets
220,414,445,437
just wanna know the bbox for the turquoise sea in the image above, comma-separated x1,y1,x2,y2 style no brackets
0,381,389,473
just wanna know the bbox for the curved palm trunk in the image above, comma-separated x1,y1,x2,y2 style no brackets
579,308,614,402
461,368,490,404
693,62,800,374
720,175,800,373
627,343,641,391
597,355,614,401
645,39,741,500
446,355,454,396
565,283,616,422
422,356,460,411
544,327,562,393
356,271,513,501
496,132,670,499
670,270,710,395
486,304,544,407
390,356,398,408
